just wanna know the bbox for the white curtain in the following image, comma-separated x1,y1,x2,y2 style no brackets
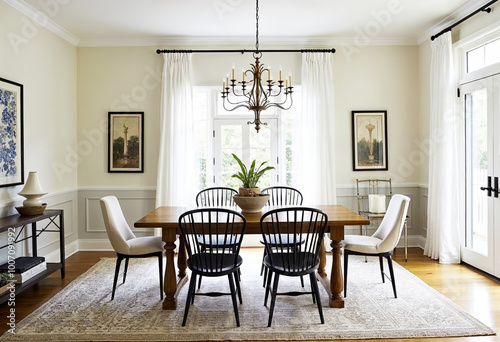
298,53,337,205
156,53,196,211
424,32,461,264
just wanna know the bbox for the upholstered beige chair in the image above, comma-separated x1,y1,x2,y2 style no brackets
342,194,410,298
100,196,165,300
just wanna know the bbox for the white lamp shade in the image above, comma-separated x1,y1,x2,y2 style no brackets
18,172,47,207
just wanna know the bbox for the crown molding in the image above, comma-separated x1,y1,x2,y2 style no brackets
4,0,80,46
416,0,497,45
78,35,417,48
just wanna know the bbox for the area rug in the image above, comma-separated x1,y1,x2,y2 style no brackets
0,253,495,341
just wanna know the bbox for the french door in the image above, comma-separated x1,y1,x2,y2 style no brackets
462,75,500,277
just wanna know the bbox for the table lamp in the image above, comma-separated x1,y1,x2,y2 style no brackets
16,171,47,215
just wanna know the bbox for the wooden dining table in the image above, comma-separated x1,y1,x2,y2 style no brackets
134,205,369,310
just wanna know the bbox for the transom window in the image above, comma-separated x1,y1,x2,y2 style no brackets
464,37,500,73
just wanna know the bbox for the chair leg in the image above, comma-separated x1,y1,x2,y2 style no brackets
260,247,267,276
300,275,304,287
182,273,197,326
309,272,324,324
158,254,164,300
379,255,385,283
234,269,242,304
112,255,124,300
343,250,349,298
267,273,280,327
386,255,397,298
197,275,203,289
264,269,273,306
122,257,129,284
227,273,240,327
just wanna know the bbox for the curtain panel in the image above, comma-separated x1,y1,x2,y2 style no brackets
299,52,337,205
156,53,196,209
424,32,461,264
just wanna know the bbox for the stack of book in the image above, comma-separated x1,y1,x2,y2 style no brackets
0,257,46,283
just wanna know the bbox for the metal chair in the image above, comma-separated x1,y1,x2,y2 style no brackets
343,194,410,298
260,186,305,287
178,208,246,327
260,207,327,327
356,179,408,261
100,196,165,300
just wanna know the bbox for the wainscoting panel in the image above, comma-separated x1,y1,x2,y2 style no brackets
78,189,157,243
77,186,428,251
0,189,78,265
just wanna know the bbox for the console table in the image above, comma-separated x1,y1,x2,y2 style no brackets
0,209,65,303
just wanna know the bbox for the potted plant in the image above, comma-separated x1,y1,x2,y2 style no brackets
231,154,275,196
231,154,275,213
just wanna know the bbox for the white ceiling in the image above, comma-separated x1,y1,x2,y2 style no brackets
4,0,495,46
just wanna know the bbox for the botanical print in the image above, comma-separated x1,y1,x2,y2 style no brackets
0,88,18,177
0,77,23,187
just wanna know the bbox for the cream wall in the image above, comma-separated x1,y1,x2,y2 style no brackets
0,2,78,261
76,44,424,244
77,46,420,188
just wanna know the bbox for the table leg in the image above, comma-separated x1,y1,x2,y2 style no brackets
329,239,344,308
316,233,345,308
162,229,188,310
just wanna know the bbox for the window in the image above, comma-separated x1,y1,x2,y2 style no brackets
193,86,301,191
465,38,500,73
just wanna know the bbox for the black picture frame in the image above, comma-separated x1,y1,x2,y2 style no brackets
108,112,144,173
352,110,388,171
0,77,24,187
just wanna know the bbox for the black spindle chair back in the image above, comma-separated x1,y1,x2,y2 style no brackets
196,187,237,207
261,186,303,206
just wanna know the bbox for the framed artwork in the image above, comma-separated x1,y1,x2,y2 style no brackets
352,110,388,171
108,112,144,173
0,77,24,187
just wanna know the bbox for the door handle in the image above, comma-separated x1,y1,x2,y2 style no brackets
494,177,499,198
480,176,493,197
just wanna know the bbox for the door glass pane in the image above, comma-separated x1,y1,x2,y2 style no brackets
465,88,488,254
249,124,272,188
220,125,242,187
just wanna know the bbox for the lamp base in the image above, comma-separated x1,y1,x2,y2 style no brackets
16,203,47,216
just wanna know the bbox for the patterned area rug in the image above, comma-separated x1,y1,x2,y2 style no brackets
0,253,495,341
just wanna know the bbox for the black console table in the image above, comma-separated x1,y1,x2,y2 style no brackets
0,209,65,303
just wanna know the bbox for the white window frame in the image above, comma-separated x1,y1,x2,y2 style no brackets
193,86,298,189
455,21,500,84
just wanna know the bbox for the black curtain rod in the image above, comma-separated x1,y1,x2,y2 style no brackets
156,48,335,54
431,0,498,40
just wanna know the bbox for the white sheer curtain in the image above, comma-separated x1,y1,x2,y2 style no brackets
156,53,196,211
424,32,461,264
298,52,336,205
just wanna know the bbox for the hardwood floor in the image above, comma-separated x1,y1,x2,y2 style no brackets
0,247,498,341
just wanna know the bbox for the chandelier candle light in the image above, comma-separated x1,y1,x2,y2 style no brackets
221,0,293,132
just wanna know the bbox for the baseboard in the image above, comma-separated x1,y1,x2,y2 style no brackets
78,239,114,251
45,240,79,262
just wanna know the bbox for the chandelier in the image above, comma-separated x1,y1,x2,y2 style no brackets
221,0,293,133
